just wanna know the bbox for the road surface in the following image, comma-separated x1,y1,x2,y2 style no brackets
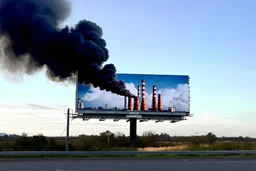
1,158,256,171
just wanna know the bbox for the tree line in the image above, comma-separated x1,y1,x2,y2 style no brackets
0,131,255,151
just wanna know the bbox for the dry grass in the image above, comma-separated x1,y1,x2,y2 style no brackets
137,144,189,151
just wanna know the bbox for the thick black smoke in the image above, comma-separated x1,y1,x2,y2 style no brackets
0,0,135,97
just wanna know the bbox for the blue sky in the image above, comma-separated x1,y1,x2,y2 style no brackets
116,74,188,91
0,0,256,137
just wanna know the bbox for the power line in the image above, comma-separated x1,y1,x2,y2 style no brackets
60,126,67,136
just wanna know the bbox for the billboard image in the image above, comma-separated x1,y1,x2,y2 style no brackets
76,74,190,114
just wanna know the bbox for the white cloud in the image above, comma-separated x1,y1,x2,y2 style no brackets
82,83,189,111
152,84,188,111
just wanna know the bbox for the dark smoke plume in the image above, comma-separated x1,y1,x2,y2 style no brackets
0,0,135,97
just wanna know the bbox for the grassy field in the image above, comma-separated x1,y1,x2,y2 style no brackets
1,140,256,159
137,141,256,151
1,138,256,152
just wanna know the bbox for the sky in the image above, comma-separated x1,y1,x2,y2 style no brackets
78,74,189,111
0,0,256,137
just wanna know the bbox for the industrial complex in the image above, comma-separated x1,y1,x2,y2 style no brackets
78,79,181,113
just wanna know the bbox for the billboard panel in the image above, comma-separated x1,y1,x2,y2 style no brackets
76,74,190,115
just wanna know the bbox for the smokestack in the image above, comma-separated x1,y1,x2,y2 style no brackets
137,86,141,111
158,94,163,111
128,97,133,111
141,80,147,111
105,104,108,109
136,97,141,111
138,85,141,98
133,97,137,110
152,85,157,111
133,85,140,111
0,0,135,98
124,96,127,109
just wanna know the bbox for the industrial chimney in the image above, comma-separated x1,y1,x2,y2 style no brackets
141,80,147,111
128,97,133,111
124,96,127,109
133,97,137,110
152,85,157,111
137,85,141,111
158,94,163,111
138,85,141,99
136,97,141,111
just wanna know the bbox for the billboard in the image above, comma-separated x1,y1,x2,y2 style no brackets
76,74,190,114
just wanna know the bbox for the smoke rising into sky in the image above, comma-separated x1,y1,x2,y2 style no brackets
0,0,134,97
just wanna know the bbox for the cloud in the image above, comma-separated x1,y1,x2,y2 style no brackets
82,83,189,111
55,105,69,109
0,103,65,111
152,84,188,111
0,104,26,109
224,117,236,120
25,104,64,111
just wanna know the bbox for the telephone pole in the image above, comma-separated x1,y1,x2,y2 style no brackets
66,108,70,151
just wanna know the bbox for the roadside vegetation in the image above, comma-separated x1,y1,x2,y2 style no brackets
0,131,256,151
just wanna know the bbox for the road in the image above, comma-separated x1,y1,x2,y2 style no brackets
1,158,256,171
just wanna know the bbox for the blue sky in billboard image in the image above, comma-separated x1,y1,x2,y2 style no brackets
77,74,189,111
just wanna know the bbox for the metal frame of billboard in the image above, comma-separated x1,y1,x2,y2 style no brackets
74,73,191,122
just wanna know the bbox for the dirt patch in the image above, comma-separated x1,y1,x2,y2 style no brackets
137,144,189,151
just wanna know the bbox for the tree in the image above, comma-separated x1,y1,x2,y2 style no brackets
32,134,48,150
99,130,114,145
205,132,217,144
21,133,27,137
189,136,201,145
115,132,125,138
159,133,170,141
48,138,58,151
142,131,156,137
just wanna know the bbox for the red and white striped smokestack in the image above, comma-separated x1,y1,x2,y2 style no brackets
128,97,133,111
152,85,157,111
136,97,141,111
137,85,141,111
158,94,163,111
134,85,140,111
141,80,147,111
138,85,140,98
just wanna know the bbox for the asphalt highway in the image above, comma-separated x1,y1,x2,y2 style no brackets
1,158,256,171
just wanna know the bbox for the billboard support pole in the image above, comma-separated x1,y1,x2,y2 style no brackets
130,118,137,147
66,108,70,151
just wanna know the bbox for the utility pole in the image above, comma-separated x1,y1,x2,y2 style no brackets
66,108,70,151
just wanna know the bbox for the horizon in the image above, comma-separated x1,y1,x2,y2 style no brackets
0,0,256,138
1,130,255,138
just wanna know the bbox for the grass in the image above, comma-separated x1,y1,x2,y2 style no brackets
137,142,256,151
